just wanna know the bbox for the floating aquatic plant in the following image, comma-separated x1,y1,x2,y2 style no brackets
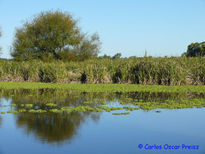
49,109,63,113
25,104,33,108
0,81,205,93
18,109,27,113
155,110,161,113
46,103,57,108
99,106,123,112
7,110,19,114
28,109,47,113
73,106,102,112
123,106,139,111
112,112,130,115
11,104,16,107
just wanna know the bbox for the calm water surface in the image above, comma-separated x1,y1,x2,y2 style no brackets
0,90,204,154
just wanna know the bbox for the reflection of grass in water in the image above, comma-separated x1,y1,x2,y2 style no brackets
1,89,205,116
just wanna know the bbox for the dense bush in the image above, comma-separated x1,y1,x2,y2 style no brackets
11,11,100,61
182,42,205,57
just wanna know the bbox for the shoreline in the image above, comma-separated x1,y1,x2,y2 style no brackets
0,82,204,93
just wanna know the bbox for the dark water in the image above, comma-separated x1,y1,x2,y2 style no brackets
0,89,205,154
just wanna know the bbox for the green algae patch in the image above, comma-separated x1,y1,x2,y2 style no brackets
46,103,57,108
99,106,123,112
0,82,205,93
112,112,130,115
119,97,205,111
18,109,27,113
2,88,205,115
1,112,5,114
123,106,139,111
73,106,102,112
7,110,19,114
49,106,103,113
49,109,63,113
28,109,47,113
25,104,33,108
11,104,16,107
61,107,74,113
155,110,162,113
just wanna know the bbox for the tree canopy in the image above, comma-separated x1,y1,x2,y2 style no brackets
11,11,101,61
0,29,2,53
112,53,122,59
182,42,205,57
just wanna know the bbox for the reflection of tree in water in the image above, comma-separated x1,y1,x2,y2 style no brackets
1,89,205,144
3,89,103,144
15,112,100,144
2,89,116,107
2,89,203,107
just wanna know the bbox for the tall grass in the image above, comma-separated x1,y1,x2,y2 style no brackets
0,57,205,85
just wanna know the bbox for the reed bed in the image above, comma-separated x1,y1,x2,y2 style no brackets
0,57,205,85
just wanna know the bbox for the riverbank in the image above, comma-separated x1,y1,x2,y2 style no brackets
0,82,205,93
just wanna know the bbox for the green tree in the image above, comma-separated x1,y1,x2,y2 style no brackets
0,29,2,54
11,10,101,61
58,33,100,61
182,42,205,57
98,54,111,59
112,53,122,59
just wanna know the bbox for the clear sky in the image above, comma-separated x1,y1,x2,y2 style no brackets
0,0,205,59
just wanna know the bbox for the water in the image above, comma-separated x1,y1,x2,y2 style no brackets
0,89,205,154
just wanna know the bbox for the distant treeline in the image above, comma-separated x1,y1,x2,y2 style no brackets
0,57,204,85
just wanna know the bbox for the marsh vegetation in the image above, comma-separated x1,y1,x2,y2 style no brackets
0,57,205,85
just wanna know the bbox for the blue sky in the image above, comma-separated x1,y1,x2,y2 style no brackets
0,0,205,59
